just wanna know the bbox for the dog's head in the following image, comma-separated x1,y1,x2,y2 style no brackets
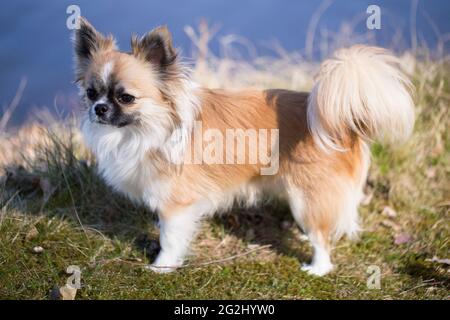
73,17,185,133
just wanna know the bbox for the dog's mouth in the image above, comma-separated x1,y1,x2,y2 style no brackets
90,114,135,128
94,118,110,125
89,113,111,126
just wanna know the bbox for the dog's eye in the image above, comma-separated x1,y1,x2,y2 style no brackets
86,88,98,100
118,93,135,104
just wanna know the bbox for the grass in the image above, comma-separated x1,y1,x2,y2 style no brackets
0,24,449,299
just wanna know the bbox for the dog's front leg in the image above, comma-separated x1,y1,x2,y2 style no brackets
146,200,210,273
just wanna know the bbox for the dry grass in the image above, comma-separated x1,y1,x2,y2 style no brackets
0,22,449,299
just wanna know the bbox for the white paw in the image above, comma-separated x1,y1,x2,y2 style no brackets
301,262,334,276
144,253,183,274
144,264,178,274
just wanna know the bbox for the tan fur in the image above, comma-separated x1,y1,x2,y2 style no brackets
161,88,363,244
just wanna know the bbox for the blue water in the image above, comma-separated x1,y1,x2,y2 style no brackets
0,0,449,125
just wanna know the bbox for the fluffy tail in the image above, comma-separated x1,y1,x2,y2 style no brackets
307,45,415,151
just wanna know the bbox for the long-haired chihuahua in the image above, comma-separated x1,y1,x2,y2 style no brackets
73,18,414,276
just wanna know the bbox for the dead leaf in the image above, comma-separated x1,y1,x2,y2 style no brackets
25,226,39,241
381,206,397,218
394,233,411,245
59,284,77,300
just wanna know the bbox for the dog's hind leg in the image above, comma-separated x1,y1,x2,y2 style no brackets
288,189,334,276
289,178,363,276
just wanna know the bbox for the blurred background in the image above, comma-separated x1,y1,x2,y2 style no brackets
0,0,449,126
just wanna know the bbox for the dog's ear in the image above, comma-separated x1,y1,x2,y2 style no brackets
73,17,116,81
131,26,178,71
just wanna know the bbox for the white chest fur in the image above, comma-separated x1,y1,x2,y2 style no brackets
82,120,170,211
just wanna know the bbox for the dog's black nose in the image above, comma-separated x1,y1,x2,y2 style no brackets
94,103,109,116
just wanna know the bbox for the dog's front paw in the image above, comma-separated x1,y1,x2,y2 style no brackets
144,264,177,274
301,262,334,276
144,253,183,273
